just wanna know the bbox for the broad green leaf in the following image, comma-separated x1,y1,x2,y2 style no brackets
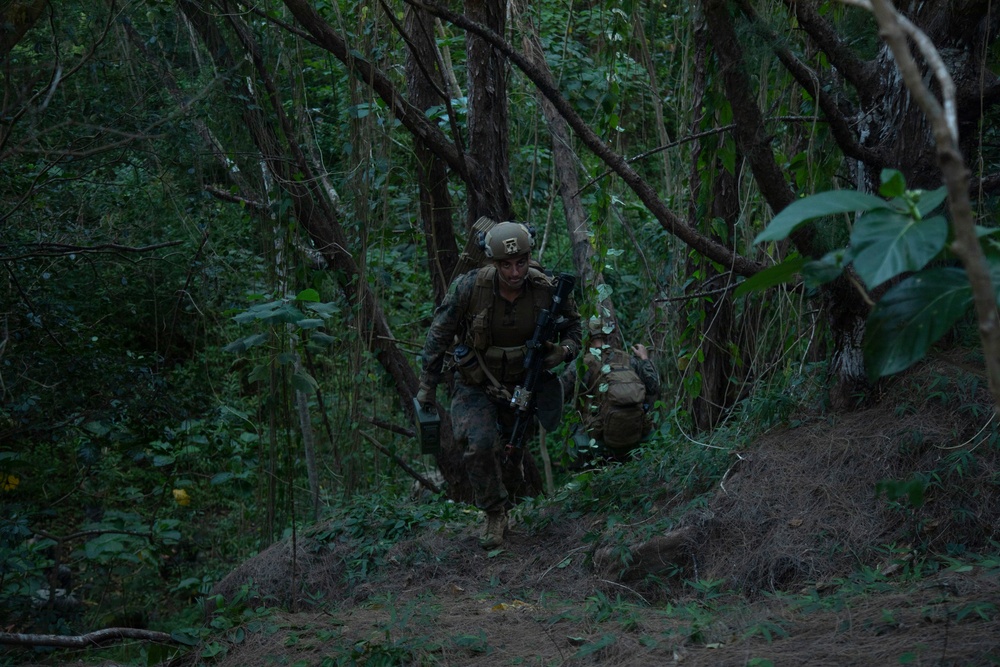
171,630,201,646
802,248,852,287
291,369,318,393
222,333,268,354
310,332,336,346
850,211,948,288
242,333,268,348
755,190,891,243
864,267,971,380
734,255,806,297
305,301,340,316
295,318,325,330
879,169,907,198
85,534,127,559
915,186,947,217
211,472,234,485
233,300,282,323
262,304,304,324
247,364,269,384
296,288,320,302
222,339,246,354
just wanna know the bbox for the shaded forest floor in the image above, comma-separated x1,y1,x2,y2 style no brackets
22,351,1000,666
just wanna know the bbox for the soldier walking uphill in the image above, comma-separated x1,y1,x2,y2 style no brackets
416,222,582,548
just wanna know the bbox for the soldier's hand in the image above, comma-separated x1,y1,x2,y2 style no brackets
416,383,436,411
542,341,568,370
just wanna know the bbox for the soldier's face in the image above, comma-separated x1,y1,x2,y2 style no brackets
497,254,529,290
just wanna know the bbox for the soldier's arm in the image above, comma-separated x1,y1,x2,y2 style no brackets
632,356,661,399
557,292,583,362
419,271,475,387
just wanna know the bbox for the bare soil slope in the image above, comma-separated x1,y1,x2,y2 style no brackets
192,352,1000,666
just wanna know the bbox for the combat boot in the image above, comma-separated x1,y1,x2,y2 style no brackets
479,507,507,549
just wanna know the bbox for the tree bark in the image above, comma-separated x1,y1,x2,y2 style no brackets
0,628,176,649
0,0,48,60
703,0,874,405
464,0,512,222
404,6,460,304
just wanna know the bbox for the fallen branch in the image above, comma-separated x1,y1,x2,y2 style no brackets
0,627,177,648
359,430,441,494
366,415,416,438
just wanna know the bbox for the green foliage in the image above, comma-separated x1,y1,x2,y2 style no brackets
306,493,465,585
0,2,995,662
748,169,984,380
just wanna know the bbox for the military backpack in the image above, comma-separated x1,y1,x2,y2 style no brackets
584,348,649,448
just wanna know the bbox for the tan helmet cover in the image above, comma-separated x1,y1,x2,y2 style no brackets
483,221,534,259
587,315,615,337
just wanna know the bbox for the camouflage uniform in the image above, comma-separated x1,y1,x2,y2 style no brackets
419,266,582,512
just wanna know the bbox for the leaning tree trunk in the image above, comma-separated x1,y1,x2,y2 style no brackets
405,8,460,304
464,0,512,225
514,1,615,321
179,0,423,454
693,165,738,431
703,0,873,406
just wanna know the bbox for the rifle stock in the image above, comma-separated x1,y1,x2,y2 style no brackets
504,273,576,462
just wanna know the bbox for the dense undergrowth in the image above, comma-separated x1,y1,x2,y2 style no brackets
7,353,1000,666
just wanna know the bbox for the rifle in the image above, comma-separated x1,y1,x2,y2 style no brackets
504,272,576,465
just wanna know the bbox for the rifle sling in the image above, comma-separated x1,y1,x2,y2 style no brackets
473,346,513,403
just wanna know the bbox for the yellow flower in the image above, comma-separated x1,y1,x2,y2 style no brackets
1,474,19,491
172,488,191,506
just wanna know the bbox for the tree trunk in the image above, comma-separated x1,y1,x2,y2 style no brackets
513,3,608,311
693,166,738,431
405,7,459,304
179,0,426,471
0,0,48,60
703,0,872,404
464,0,511,223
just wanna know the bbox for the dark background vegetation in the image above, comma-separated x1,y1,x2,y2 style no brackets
1,0,999,664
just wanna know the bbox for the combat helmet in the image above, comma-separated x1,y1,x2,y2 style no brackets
482,221,534,259
587,316,615,337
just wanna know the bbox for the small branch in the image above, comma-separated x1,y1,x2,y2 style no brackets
34,528,158,543
0,627,176,648
654,280,740,303
575,124,736,196
359,431,441,494
204,185,267,211
375,334,425,353
0,241,182,262
367,416,416,439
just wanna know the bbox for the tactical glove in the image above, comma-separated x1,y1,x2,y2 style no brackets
416,382,436,410
542,341,568,370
